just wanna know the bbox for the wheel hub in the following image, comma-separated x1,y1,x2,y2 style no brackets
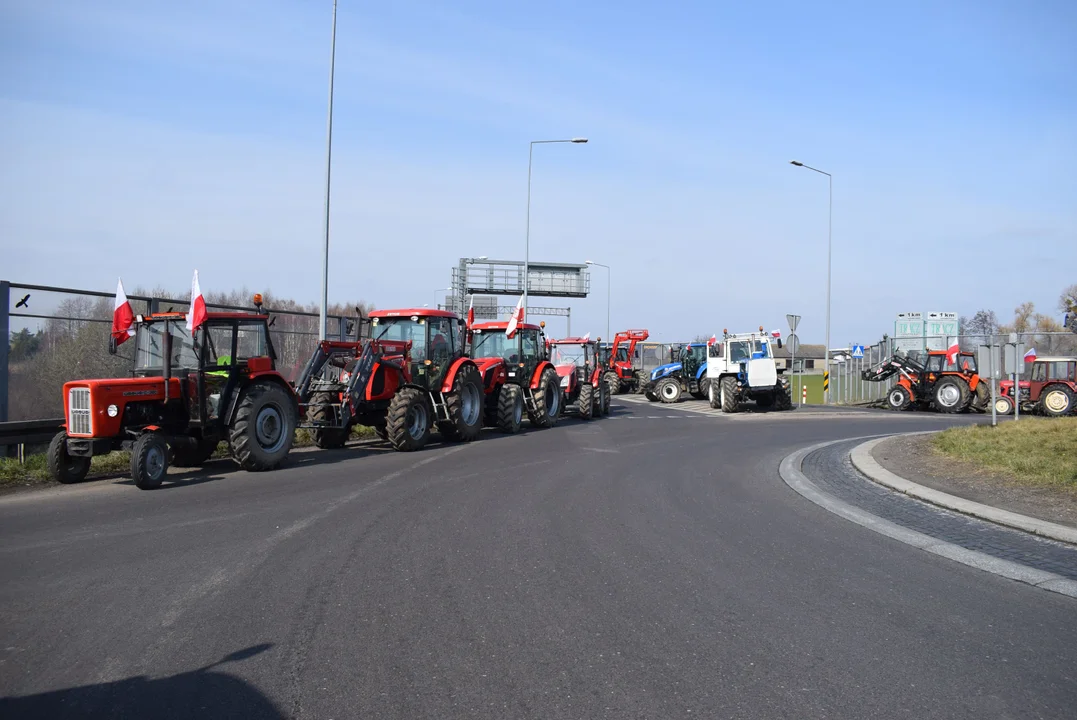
938,385,960,406
407,403,428,440
545,383,560,417
146,445,165,480
1044,390,1069,413
255,404,286,451
460,382,481,426
661,383,678,399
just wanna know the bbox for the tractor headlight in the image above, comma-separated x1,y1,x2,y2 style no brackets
107,404,119,417
560,375,570,388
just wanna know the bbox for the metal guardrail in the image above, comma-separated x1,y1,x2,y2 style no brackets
0,419,64,457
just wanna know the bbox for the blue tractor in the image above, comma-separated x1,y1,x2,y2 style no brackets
642,342,709,403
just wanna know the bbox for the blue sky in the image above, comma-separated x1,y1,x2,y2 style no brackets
2,0,1074,344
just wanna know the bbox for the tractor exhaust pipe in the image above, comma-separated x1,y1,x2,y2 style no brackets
162,323,172,403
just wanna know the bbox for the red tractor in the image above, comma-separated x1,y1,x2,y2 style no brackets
548,337,610,420
468,320,562,432
996,357,1077,416
601,329,650,394
863,349,988,413
48,297,299,489
293,308,484,452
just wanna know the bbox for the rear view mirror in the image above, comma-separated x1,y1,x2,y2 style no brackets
776,338,783,349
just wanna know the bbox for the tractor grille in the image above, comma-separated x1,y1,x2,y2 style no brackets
67,387,92,435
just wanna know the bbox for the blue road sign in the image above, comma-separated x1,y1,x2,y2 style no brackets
851,344,865,359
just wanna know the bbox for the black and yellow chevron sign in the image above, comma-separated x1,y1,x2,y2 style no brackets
823,371,830,391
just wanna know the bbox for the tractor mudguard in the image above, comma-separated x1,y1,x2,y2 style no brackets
695,365,707,381
651,362,681,381
440,357,478,394
529,361,555,389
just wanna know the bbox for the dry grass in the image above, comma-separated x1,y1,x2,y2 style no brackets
932,418,1077,488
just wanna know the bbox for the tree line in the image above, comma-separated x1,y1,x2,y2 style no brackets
960,284,1077,354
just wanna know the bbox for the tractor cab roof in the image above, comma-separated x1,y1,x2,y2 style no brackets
369,308,459,320
1032,356,1077,363
139,311,269,323
549,337,597,345
471,321,543,332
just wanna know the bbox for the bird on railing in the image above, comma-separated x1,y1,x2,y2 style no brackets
15,294,29,308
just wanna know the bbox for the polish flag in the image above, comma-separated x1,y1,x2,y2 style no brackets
945,338,960,365
466,295,475,329
505,295,525,338
582,332,591,341
1024,347,1037,364
770,329,781,338
186,270,208,333
707,334,717,346
112,278,135,345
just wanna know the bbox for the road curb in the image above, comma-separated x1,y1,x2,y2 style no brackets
779,437,1077,600
850,435,1077,547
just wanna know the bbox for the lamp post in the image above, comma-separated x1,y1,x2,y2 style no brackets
790,160,833,403
434,287,453,311
525,138,588,312
585,260,610,343
319,0,339,341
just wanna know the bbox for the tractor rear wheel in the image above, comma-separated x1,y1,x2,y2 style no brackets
386,387,432,451
601,380,611,415
887,386,913,411
691,372,708,400
775,379,793,410
309,391,349,449
657,377,681,404
374,424,388,441
720,376,740,413
708,379,721,409
604,371,621,395
47,431,90,484
594,380,607,417
171,438,220,467
439,364,483,442
131,433,168,490
528,368,561,428
578,383,594,420
933,377,970,413
971,382,990,413
1039,385,1074,417
229,382,298,471
496,384,524,433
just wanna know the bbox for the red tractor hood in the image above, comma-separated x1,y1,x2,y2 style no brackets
473,357,505,374
555,364,577,377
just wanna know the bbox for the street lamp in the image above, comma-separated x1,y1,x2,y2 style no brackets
790,159,833,404
585,260,610,343
319,0,339,341
434,287,453,310
525,138,588,313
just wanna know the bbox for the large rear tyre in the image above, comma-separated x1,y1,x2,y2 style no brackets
47,431,90,484
496,384,524,434
657,377,682,404
229,382,298,470
131,433,168,490
386,387,432,451
708,379,721,409
775,379,793,410
887,385,913,411
171,438,220,467
578,383,594,420
971,382,990,413
308,391,349,449
438,363,483,442
933,377,970,414
527,368,561,428
720,376,740,413
691,372,708,400
1039,385,1074,417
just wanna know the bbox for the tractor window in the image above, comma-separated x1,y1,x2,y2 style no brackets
1031,363,1047,382
709,343,723,358
471,330,518,362
616,347,629,362
925,355,944,372
728,341,751,364
428,317,453,363
202,326,235,367
520,329,539,360
550,344,585,367
1052,361,1077,380
134,321,199,372
953,354,977,373
373,318,427,361
236,322,270,360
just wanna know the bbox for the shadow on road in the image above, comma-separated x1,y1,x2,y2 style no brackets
0,645,283,720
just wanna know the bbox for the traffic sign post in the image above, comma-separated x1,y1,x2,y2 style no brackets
978,344,1001,427
1003,340,1026,421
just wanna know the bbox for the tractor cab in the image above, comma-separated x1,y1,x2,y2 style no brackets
603,329,649,393
369,309,465,391
548,337,609,419
468,320,548,390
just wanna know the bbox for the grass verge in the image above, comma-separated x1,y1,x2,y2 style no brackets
932,417,1077,489
1,425,381,490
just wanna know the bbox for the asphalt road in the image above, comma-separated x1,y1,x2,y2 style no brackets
1,401,1074,719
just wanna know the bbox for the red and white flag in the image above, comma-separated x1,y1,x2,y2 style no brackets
945,338,960,365
466,295,475,329
186,270,207,333
506,295,525,338
582,332,591,341
112,278,135,345
770,329,781,338
1024,347,1037,364
707,334,717,346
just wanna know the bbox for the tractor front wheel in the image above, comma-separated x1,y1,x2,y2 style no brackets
1039,385,1074,417
657,377,681,404
496,384,524,434
439,364,483,442
387,388,432,451
229,382,297,470
720,376,740,413
708,379,721,409
604,371,621,395
528,368,561,428
309,391,349,449
691,372,708,400
131,433,168,490
933,377,970,414
993,395,1014,416
887,386,913,411
601,380,611,415
578,383,594,420
775,380,793,410
47,431,90,484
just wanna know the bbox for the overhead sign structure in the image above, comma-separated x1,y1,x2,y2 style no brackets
924,312,959,352
893,311,958,354
851,344,864,359
894,311,924,355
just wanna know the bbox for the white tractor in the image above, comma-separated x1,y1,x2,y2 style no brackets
706,328,793,413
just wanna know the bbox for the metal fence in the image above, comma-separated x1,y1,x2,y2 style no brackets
828,332,1077,406
2,280,351,423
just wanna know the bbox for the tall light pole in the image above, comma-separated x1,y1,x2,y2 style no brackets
319,0,339,341
433,287,452,310
585,260,610,342
790,160,833,403
525,138,588,313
